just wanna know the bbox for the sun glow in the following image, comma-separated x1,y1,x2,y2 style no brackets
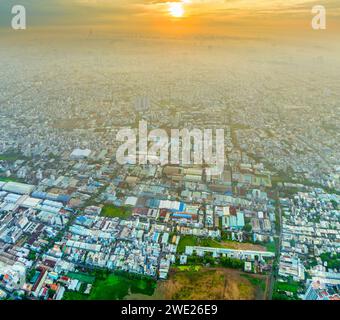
168,2,185,18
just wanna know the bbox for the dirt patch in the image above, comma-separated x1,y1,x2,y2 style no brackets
151,267,268,300
219,240,267,252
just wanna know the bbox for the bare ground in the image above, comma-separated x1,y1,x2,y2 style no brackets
127,267,268,300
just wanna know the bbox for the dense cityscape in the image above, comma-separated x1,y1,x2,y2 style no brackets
0,0,339,302
0,36,339,301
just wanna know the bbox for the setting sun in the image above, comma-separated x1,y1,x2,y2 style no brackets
168,2,185,18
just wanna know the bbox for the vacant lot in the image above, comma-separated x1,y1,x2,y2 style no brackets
219,240,267,252
153,267,268,300
101,204,132,219
177,235,267,253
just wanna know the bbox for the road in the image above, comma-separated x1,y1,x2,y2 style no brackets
268,191,282,300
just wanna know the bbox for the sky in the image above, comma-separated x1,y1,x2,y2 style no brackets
0,0,339,38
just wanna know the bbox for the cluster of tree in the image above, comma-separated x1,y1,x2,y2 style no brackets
185,253,244,270
330,200,338,210
26,269,37,283
320,252,340,270
27,251,36,261
220,257,244,270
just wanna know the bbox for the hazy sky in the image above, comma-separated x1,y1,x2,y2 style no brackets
0,0,339,38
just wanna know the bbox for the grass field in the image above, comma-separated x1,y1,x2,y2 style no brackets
63,292,88,300
275,281,300,294
101,204,132,219
89,274,155,300
0,177,23,183
241,274,266,291
67,272,95,284
0,153,24,161
63,272,156,300
177,235,199,253
263,241,276,253
177,265,201,272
